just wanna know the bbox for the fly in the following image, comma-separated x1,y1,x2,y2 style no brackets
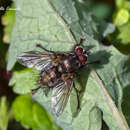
17,39,99,116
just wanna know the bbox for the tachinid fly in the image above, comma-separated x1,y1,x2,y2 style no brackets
17,39,98,116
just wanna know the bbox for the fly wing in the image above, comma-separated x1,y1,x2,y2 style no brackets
17,51,53,70
51,77,74,116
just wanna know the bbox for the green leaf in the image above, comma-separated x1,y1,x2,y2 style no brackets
111,0,130,54
113,8,129,26
2,4,15,43
124,1,130,10
116,23,130,54
111,22,130,54
8,0,130,130
115,0,124,9
9,68,39,94
91,3,112,20
0,97,9,130
117,23,130,43
122,84,130,126
12,95,61,130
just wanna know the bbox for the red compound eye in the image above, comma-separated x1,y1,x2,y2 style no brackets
76,47,83,55
78,55,88,63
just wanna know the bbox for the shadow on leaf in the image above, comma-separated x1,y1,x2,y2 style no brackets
70,50,112,117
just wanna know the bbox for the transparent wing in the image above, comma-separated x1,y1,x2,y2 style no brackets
17,51,52,70
51,78,74,116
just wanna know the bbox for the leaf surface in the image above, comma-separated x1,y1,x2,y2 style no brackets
12,95,61,130
0,97,9,130
2,4,15,43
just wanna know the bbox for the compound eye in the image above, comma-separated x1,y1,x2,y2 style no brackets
75,47,83,55
78,55,88,63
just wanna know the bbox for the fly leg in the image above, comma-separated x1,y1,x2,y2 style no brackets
74,84,80,110
31,85,50,96
79,38,85,44
31,86,40,95
80,60,100,69
36,44,54,53
87,60,100,65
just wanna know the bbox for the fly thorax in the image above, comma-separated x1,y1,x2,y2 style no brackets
63,57,81,72
58,65,63,73
63,59,71,71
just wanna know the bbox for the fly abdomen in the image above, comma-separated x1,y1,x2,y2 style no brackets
38,67,60,88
